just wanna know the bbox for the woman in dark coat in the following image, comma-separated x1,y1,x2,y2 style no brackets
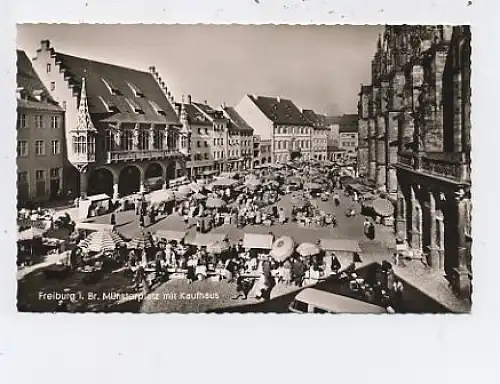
110,213,116,226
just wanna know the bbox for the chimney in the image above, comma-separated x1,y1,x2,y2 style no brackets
277,97,281,103
149,66,156,74
221,102,226,109
40,40,51,51
187,94,192,105
204,100,207,105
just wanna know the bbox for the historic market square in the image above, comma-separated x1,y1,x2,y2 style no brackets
15,25,472,313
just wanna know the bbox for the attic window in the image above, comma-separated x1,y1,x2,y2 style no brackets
32,89,44,102
149,100,165,115
127,82,145,98
126,98,144,114
101,78,120,95
99,96,119,113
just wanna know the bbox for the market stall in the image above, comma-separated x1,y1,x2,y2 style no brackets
79,193,112,219
243,233,274,250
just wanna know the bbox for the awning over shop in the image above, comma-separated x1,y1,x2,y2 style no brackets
148,189,175,204
17,226,45,241
243,233,274,250
155,230,186,242
372,199,395,217
189,233,228,247
85,193,111,202
207,178,239,189
319,238,361,253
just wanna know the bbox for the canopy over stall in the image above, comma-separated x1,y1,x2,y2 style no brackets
76,222,115,233
243,233,274,250
207,178,239,190
319,239,361,253
155,229,186,242
189,233,228,247
17,226,45,242
296,242,321,257
147,189,175,204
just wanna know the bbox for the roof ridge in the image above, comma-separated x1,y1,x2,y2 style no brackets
55,51,152,75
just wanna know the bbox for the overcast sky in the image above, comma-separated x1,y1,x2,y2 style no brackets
17,24,383,115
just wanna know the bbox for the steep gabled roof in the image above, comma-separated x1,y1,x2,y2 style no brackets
175,102,213,126
248,95,311,126
192,102,226,122
223,106,254,133
16,50,62,112
53,52,179,124
302,109,329,130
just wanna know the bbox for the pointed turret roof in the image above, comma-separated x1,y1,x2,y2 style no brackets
76,77,96,132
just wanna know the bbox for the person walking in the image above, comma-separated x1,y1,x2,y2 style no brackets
110,212,116,226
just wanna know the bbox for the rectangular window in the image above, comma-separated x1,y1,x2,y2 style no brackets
204,141,208,147
18,113,26,129
50,168,60,179
46,63,51,73
18,171,28,183
35,140,45,155
51,116,59,129
35,115,44,129
197,141,200,148
35,169,45,181
50,82,56,91
17,141,28,157
51,140,60,155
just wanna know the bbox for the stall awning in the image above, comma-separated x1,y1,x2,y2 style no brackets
84,193,111,202
76,223,115,233
148,189,175,204
319,239,361,253
207,178,239,189
243,233,274,250
155,229,186,242
189,233,228,247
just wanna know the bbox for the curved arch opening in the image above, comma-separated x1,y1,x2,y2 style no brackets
88,168,114,197
118,166,141,196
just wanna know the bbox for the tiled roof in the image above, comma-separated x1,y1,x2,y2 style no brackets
193,102,225,122
302,109,329,130
17,50,62,112
338,114,359,132
223,106,254,133
249,95,311,126
53,52,179,124
325,115,342,126
176,102,213,126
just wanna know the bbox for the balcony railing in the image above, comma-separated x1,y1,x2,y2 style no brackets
397,151,470,183
106,149,182,163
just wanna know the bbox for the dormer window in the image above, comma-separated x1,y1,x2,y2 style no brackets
101,78,120,95
99,96,119,113
33,89,44,102
127,82,145,98
126,98,144,114
149,100,165,115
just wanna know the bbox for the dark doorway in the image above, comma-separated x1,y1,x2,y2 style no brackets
118,166,140,197
88,168,114,197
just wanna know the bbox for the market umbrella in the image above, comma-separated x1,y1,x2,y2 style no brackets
177,184,192,195
304,182,322,190
206,197,226,209
17,226,45,241
129,231,153,249
192,192,207,200
372,198,395,217
189,182,202,193
296,242,321,257
206,240,229,254
79,230,123,253
269,236,295,261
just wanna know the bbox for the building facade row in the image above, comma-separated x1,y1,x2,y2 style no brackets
17,40,334,204
358,26,472,299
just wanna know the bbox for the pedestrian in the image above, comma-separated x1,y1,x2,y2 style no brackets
391,278,404,311
283,258,292,285
292,258,305,287
110,212,116,226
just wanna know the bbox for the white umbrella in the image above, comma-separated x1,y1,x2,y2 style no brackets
79,231,123,253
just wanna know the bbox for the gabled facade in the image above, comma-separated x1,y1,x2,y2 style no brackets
31,40,185,199
16,50,66,204
302,109,329,161
235,94,313,164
